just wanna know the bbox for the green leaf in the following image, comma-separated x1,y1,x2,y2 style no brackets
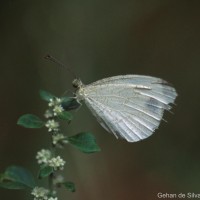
62,181,76,192
0,166,35,189
0,181,28,189
38,166,53,179
61,97,80,111
39,90,55,102
17,114,45,128
57,111,73,121
68,132,101,153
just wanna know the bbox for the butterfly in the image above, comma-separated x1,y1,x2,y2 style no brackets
71,75,177,142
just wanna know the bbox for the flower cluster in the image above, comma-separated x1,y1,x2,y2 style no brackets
45,119,59,132
48,98,62,107
48,156,66,170
52,133,68,146
31,187,49,200
47,98,64,117
44,110,53,118
48,197,58,200
53,105,64,116
31,186,58,200
44,97,65,134
44,97,71,149
36,149,52,165
36,149,65,171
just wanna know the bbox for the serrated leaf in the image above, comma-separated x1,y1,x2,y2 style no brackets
62,181,76,192
38,166,53,179
61,97,80,111
68,132,101,153
0,166,35,189
57,111,73,121
39,90,55,102
17,114,45,128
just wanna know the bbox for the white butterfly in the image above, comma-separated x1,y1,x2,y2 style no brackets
72,75,177,142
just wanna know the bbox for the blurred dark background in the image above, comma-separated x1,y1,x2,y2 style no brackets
0,0,200,199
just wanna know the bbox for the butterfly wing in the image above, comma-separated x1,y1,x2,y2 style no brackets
79,75,177,142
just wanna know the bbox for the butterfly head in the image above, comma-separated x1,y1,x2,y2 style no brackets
72,78,83,89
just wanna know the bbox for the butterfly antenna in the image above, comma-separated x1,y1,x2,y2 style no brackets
44,54,77,78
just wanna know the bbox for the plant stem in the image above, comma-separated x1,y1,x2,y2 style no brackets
49,137,55,194
49,173,54,194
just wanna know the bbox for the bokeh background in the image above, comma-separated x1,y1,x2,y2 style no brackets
1,1,200,199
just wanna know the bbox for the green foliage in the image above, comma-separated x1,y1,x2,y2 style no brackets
17,114,45,128
39,90,55,102
68,132,101,153
1,89,101,196
57,111,73,121
62,181,76,192
38,166,53,179
61,97,80,111
0,166,35,189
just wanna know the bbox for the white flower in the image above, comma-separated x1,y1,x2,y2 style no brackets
48,99,54,107
48,156,66,170
53,105,64,116
31,187,49,200
52,134,68,145
44,109,53,118
45,120,59,132
48,98,62,107
55,98,62,104
36,149,52,165
48,197,58,200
